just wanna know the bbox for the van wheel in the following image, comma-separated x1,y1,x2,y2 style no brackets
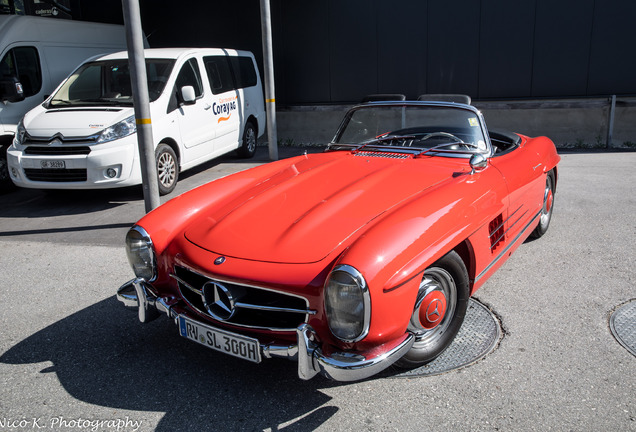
155,143,178,195
237,121,257,158
0,150,15,193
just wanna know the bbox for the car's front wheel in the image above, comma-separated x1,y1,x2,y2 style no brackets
155,143,178,195
395,250,470,368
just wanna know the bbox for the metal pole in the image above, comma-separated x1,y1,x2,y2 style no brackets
122,0,160,212
607,94,616,149
260,0,278,161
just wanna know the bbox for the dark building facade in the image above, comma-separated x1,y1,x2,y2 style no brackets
4,0,636,105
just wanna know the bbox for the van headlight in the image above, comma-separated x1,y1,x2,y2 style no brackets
125,226,156,281
96,114,136,144
13,119,27,146
325,265,370,342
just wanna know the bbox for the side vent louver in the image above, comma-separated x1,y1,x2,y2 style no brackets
489,214,505,252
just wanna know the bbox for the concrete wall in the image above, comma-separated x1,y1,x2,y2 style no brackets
276,98,636,149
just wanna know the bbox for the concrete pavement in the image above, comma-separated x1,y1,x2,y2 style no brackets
0,148,634,431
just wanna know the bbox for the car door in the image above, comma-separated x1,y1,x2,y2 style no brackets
489,142,546,244
170,57,216,155
203,55,241,152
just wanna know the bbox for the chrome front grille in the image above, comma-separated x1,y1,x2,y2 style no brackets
172,265,315,331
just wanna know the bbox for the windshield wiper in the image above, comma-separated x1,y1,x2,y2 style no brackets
80,98,132,105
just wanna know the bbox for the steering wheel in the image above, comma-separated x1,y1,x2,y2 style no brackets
419,132,465,144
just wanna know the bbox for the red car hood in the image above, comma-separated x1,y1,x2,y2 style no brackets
184,152,457,264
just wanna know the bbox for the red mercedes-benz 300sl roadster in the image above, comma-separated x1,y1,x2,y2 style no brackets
117,99,560,381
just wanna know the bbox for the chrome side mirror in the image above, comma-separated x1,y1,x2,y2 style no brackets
469,153,488,174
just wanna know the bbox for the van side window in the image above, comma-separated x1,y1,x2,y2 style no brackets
203,56,257,95
0,46,42,97
204,56,234,95
176,58,203,97
229,57,257,89
167,58,203,113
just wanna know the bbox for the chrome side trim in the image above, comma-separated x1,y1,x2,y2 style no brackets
476,209,541,283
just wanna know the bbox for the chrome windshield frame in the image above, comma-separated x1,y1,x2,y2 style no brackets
329,101,493,158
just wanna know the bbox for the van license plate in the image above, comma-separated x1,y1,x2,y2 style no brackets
40,160,66,169
178,315,261,363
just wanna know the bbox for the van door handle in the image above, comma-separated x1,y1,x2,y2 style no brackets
204,104,211,110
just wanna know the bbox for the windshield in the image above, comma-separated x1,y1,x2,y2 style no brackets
333,104,489,154
47,59,175,108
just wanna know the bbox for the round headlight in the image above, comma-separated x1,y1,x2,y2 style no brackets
325,265,370,342
125,226,156,281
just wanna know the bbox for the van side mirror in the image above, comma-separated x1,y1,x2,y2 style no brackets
0,77,26,103
180,86,196,105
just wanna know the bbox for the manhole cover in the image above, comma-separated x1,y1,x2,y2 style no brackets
610,299,636,357
385,298,501,378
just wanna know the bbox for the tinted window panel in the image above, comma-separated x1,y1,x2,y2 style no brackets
203,56,234,94
0,46,42,97
229,56,257,89
175,58,203,97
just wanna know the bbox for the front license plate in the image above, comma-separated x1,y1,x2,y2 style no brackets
40,160,66,169
178,315,261,363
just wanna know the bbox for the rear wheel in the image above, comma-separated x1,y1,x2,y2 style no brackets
237,121,257,158
530,170,556,239
395,250,470,368
155,143,178,195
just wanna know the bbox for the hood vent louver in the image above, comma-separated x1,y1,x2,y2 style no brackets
355,151,410,159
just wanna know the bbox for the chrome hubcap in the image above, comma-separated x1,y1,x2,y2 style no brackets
540,174,554,226
245,127,256,152
157,151,176,187
409,268,457,348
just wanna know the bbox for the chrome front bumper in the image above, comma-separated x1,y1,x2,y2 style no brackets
117,278,414,382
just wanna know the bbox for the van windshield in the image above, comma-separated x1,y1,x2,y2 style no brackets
47,59,175,108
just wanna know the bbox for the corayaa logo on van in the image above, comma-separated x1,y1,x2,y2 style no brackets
213,96,238,123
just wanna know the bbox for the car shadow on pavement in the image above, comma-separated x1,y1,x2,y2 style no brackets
0,187,140,218
0,297,340,431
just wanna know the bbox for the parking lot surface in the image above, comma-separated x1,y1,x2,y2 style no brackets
0,148,634,431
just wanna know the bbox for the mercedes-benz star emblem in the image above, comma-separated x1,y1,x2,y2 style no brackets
425,299,442,323
214,256,226,265
201,282,235,321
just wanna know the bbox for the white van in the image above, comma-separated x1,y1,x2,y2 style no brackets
7,48,265,194
0,15,131,189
